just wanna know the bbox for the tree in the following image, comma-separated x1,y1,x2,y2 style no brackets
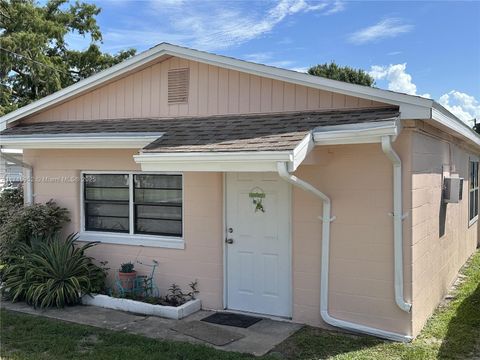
0,0,136,116
308,62,375,87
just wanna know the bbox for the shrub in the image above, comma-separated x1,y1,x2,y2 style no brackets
0,200,70,261
2,233,105,308
119,262,135,273
0,187,24,227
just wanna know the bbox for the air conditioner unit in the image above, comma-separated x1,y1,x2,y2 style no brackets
444,177,464,203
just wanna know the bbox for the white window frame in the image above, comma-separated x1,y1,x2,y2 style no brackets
79,170,185,249
469,158,479,227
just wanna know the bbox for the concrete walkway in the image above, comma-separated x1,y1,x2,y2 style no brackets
2,301,302,356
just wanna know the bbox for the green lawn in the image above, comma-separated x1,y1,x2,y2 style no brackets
2,250,480,360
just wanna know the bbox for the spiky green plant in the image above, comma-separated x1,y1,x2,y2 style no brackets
2,233,105,308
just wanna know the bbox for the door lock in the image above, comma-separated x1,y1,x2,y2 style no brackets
225,238,234,244
227,227,233,233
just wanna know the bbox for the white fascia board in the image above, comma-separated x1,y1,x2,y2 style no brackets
0,43,433,127
161,44,432,109
0,132,163,149
134,151,294,172
313,119,401,145
431,106,480,148
291,133,315,171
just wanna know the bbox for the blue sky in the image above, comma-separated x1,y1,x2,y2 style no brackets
69,0,480,124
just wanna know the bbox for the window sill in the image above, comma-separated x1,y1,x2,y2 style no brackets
78,231,185,249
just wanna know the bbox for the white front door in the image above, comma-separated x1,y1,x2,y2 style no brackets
226,172,291,317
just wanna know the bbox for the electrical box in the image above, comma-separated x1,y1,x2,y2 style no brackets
444,177,464,203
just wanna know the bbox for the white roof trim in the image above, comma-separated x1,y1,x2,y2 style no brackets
0,43,431,128
0,132,163,149
430,105,480,148
313,119,401,145
1,42,478,148
134,151,295,172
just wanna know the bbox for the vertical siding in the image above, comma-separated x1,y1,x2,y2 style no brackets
25,57,389,123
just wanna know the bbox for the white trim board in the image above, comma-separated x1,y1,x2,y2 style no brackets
0,132,163,149
134,151,300,172
313,119,401,145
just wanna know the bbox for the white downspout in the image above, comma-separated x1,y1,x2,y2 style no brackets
381,136,412,313
277,162,412,342
0,151,33,205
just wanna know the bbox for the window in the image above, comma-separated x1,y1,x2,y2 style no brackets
134,174,182,236
469,160,479,224
83,173,183,238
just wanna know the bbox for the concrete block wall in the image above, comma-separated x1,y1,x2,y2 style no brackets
410,127,478,336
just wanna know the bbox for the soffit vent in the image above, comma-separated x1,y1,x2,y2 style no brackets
168,68,189,104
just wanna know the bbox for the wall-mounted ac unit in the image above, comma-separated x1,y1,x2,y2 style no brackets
444,177,464,203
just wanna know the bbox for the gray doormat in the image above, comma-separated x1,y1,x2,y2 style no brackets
201,312,262,328
171,321,244,346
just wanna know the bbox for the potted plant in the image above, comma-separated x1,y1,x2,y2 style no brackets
118,262,136,290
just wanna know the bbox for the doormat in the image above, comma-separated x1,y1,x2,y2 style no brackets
171,321,244,346
201,312,262,328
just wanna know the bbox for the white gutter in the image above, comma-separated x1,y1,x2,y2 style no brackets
134,151,295,172
0,151,33,205
381,136,412,313
277,162,411,342
0,132,164,149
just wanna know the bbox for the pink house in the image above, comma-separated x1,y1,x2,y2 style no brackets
1,43,478,341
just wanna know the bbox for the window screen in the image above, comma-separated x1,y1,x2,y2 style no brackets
84,174,129,233
83,173,183,237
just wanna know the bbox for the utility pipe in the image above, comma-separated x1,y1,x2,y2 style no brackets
277,162,411,342
0,151,33,205
381,136,412,313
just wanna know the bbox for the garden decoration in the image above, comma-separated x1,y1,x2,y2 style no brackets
117,262,136,291
135,259,160,297
115,259,159,297
249,187,266,213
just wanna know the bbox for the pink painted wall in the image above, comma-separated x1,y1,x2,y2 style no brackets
23,56,387,123
409,126,478,336
22,149,224,309
292,131,413,335
22,125,478,337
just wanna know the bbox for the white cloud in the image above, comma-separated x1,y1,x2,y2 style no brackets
369,63,430,98
438,91,480,126
173,0,337,49
349,18,413,45
324,0,345,15
244,52,308,71
102,0,345,52
289,66,309,73
370,63,480,126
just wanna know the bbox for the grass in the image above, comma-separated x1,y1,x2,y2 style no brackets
2,251,480,360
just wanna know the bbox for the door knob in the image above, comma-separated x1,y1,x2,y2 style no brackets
225,238,234,244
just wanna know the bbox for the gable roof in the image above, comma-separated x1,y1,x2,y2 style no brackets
0,42,478,148
0,107,399,152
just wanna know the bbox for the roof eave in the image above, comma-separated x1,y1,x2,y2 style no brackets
134,151,295,172
313,118,401,145
0,132,163,149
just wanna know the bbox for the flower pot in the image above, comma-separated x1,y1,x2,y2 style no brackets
118,271,137,290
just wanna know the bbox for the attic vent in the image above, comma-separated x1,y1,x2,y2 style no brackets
168,68,189,103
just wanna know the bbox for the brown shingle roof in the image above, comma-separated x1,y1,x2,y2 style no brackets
1,107,399,152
